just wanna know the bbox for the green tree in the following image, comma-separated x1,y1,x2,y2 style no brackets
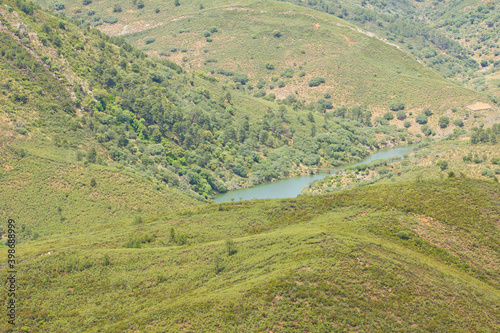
384,112,394,121
436,160,448,171
226,239,237,256
86,148,97,163
90,178,97,187
396,110,406,120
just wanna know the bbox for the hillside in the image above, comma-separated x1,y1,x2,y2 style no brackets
282,0,500,97
1,178,499,331
35,0,487,112
1,0,400,202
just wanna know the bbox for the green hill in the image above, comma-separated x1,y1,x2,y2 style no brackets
1,178,499,331
35,0,485,111
282,0,500,97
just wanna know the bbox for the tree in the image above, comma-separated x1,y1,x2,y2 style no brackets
226,239,236,256
436,160,448,171
396,110,406,120
174,0,180,6
439,116,450,128
423,107,433,117
389,102,405,111
86,147,97,163
113,4,122,12
307,112,315,123
90,178,97,187
404,120,411,128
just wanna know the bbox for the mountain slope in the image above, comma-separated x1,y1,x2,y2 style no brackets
38,0,484,111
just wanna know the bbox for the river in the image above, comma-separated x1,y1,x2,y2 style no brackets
213,145,414,203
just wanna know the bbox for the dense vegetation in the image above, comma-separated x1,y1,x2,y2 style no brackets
1,0,402,200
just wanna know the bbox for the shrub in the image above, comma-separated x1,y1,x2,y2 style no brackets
113,4,122,12
439,116,450,128
404,120,411,128
454,119,464,127
226,239,237,256
436,160,448,171
308,77,325,87
383,112,394,121
423,107,433,117
396,110,406,120
272,30,282,37
416,114,428,124
265,63,275,70
389,102,405,111
82,0,92,5
103,17,118,24
145,37,156,45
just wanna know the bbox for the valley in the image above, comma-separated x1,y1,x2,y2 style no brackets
0,0,499,331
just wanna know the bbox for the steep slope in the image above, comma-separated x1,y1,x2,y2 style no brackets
38,0,484,111
1,179,498,331
0,0,393,202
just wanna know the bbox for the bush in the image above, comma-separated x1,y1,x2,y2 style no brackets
439,116,450,128
404,120,411,128
265,63,275,70
83,0,92,5
423,107,433,117
436,160,448,171
103,17,118,24
389,102,405,111
454,119,464,127
416,114,428,124
396,110,406,120
308,77,325,87
383,112,394,121
113,4,122,12
145,37,156,45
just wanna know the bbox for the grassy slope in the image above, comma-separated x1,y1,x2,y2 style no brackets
40,0,483,112
0,179,498,332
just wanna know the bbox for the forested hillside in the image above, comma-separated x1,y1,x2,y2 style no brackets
1,0,392,201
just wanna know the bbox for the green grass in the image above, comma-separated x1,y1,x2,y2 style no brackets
1,178,499,331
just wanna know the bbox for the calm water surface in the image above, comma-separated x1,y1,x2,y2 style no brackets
213,146,414,203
